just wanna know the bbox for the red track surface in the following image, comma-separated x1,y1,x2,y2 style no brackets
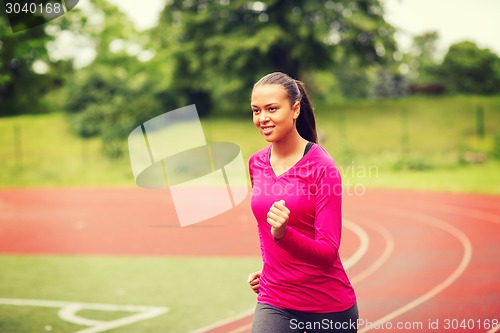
0,188,499,332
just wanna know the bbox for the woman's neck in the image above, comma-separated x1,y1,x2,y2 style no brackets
271,128,308,159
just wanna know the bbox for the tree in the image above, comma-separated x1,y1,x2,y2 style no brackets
62,0,399,156
333,56,372,99
62,0,177,157
65,60,172,157
152,0,397,115
0,11,52,116
407,31,440,84
438,41,500,94
373,68,407,97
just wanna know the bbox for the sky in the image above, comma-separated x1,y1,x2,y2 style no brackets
383,0,500,56
107,0,500,56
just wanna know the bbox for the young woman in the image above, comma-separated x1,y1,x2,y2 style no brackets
247,72,358,333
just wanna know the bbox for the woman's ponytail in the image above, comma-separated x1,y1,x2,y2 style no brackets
295,80,318,144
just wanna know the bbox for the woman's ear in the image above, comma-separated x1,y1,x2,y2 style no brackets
292,101,300,119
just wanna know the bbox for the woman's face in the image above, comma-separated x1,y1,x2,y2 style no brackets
251,84,300,143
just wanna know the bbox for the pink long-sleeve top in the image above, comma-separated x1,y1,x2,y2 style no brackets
249,144,356,313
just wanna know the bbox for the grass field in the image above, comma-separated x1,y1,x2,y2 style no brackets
1,95,499,193
0,256,261,332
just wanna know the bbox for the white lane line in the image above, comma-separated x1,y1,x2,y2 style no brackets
0,298,168,333
415,202,500,333
359,208,473,333
343,219,370,270
432,206,500,333
189,218,371,333
349,221,394,285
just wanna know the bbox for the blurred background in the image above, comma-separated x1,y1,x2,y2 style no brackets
0,0,499,192
1,1,499,332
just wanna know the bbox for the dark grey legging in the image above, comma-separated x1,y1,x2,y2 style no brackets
252,302,358,333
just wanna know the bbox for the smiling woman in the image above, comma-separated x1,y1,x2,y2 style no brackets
251,84,300,150
247,72,358,333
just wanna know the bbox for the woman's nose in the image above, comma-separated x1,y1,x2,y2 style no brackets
259,113,269,123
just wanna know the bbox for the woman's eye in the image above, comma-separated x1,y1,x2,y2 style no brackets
268,107,276,112
252,109,260,114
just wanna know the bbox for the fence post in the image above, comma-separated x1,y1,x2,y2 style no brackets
476,105,485,139
14,124,22,165
339,108,347,148
82,138,88,164
401,107,409,156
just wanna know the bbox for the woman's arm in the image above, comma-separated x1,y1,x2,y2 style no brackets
274,164,342,268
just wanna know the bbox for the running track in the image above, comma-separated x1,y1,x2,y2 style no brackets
0,188,499,332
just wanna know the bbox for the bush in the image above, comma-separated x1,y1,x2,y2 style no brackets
64,62,181,157
393,154,434,171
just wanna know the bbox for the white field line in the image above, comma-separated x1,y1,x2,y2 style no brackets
189,218,370,333
358,208,473,333
0,298,168,333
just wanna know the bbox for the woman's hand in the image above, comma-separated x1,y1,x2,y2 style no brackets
267,200,290,239
248,271,261,294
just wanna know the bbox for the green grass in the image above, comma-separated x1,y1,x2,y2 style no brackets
0,255,261,333
314,95,500,158
0,113,135,187
1,95,499,193
341,160,500,194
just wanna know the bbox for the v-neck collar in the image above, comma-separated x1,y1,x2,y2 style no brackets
266,143,316,179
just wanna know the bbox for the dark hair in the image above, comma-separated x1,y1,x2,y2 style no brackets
253,72,318,143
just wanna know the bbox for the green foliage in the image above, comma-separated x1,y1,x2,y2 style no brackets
64,0,399,156
152,0,396,115
406,31,441,84
0,0,89,117
332,56,373,99
61,0,181,157
373,68,406,97
393,154,434,171
0,14,52,115
399,35,500,96
64,61,175,157
491,134,500,160
438,41,500,94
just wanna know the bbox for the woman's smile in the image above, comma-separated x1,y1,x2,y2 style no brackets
260,125,275,135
